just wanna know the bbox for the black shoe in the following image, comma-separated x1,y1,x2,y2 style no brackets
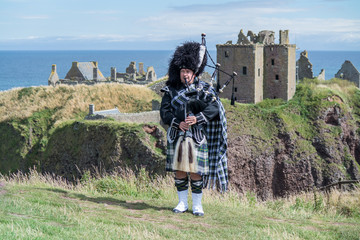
172,208,187,213
193,211,204,216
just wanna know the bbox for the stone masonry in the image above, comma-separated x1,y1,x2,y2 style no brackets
317,69,325,80
335,60,360,87
48,64,59,87
296,50,313,81
48,61,106,86
112,61,157,85
217,29,296,103
49,61,157,87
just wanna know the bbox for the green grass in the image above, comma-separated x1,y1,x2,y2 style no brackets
0,170,359,240
0,84,160,174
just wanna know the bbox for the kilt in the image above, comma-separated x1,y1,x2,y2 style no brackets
166,135,209,175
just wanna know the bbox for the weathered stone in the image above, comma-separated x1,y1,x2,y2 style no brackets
335,60,360,87
138,62,145,75
48,64,59,86
146,66,157,82
317,69,325,80
237,29,251,45
63,61,106,82
126,61,137,74
152,100,160,110
296,50,313,80
279,30,289,45
111,67,116,81
217,29,296,103
257,30,275,45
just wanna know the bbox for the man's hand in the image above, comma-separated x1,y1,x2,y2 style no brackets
185,116,197,126
179,121,189,132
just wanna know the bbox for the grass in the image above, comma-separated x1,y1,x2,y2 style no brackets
0,170,359,240
0,84,161,174
0,83,160,125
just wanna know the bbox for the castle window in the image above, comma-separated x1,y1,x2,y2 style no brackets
271,59,275,65
275,74,279,80
225,51,229,57
234,87,238,92
243,66,247,75
258,68,260,76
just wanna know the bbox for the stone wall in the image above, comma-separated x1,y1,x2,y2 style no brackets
263,45,296,101
335,60,360,87
254,45,264,103
296,50,313,80
287,45,297,100
48,64,59,87
318,69,325,80
217,44,259,103
264,45,287,100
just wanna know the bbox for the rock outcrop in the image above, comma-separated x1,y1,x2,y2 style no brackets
41,121,166,180
225,84,360,200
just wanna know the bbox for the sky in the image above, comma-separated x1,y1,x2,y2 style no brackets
0,0,360,51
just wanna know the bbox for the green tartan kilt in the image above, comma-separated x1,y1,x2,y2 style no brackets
166,136,209,175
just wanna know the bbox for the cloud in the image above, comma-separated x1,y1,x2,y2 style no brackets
137,1,360,45
5,35,42,41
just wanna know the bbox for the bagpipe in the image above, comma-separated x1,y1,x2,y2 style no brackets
183,33,238,112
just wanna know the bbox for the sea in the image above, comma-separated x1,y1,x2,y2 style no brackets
0,50,359,92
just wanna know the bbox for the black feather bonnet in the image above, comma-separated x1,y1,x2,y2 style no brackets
166,41,207,89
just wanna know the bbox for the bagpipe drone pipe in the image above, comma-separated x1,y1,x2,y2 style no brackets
183,33,238,111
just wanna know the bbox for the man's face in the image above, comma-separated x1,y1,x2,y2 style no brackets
180,69,195,85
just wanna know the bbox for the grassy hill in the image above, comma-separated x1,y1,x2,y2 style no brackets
0,80,360,239
0,169,359,239
0,83,161,174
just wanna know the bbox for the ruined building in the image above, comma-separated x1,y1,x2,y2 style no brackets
335,60,360,87
216,29,296,103
48,64,59,86
48,61,157,87
110,61,157,85
296,50,313,81
48,61,106,86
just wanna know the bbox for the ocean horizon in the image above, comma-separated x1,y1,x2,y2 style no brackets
0,50,360,92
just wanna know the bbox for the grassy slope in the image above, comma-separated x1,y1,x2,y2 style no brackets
0,79,360,238
0,170,359,240
0,84,160,174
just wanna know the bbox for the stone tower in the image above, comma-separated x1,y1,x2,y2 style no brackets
216,29,296,103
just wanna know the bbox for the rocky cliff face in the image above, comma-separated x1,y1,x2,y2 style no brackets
41,121,167,180
225,82,360,200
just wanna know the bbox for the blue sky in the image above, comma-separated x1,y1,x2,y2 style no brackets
1,0,359,50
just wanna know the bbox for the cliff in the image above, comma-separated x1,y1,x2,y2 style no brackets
225,78,360,199
0,79,359,199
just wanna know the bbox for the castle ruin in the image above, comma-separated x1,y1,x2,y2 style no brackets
216,29,296,103
110,61,157,85
48,61,107,87
335,60,360,87
48,61,157,87
296,50,313,81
